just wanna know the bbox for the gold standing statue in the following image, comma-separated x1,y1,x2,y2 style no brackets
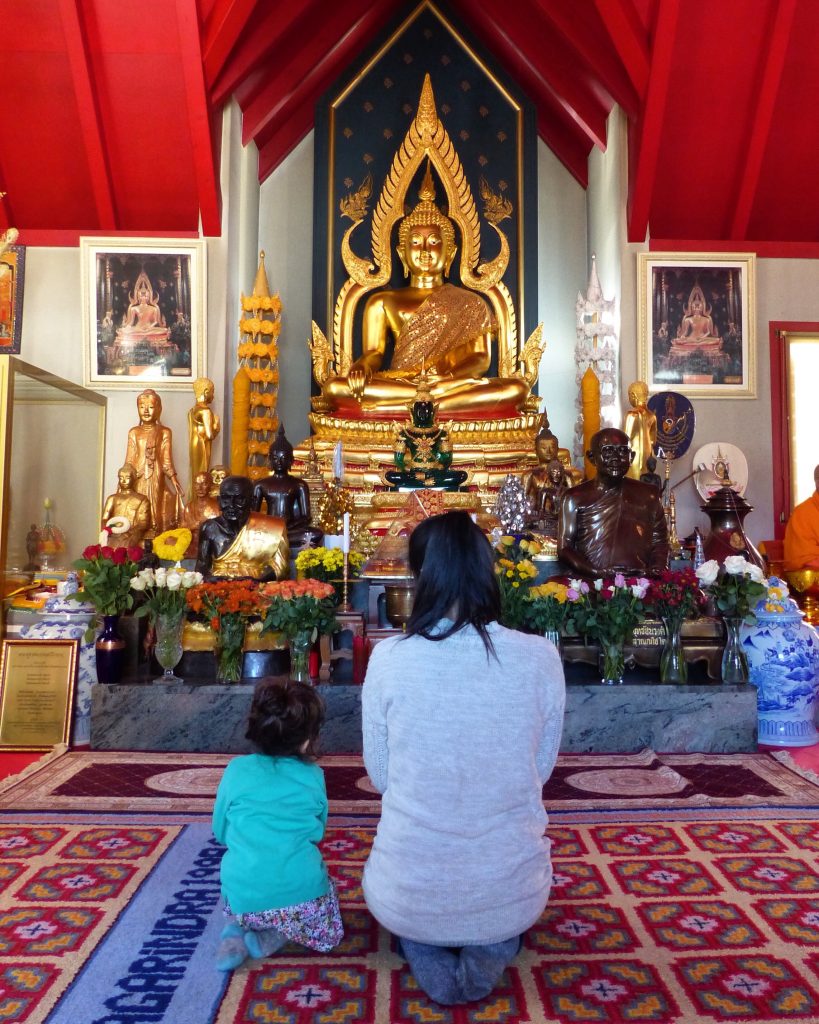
125,389,185,536
188,377,221,501
622,381,657,481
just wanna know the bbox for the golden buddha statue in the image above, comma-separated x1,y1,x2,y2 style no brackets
309,75,544,427
116,270,170,350
622,380,657,481
526,415,582,489
187,377,221,502
101,464,150,550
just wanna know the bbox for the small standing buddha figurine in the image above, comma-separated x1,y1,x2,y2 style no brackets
385,374,467,491
187,377,221,502
623,380,658,481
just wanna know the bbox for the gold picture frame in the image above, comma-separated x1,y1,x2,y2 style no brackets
80,237,207,389
638,252,756,399
0,639,78,750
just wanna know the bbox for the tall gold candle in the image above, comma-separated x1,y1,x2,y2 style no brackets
230,366,250,475
581,366,601,479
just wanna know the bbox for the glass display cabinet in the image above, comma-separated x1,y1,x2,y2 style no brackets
0,356,106,585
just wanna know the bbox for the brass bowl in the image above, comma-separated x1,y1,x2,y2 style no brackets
785,569,819,625
384,584,415,629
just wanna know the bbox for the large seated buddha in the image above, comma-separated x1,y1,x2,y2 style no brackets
309,75,543,428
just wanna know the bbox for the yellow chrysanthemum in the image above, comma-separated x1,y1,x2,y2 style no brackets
153,528,192,561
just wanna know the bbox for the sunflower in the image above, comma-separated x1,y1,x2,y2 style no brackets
153,528,193,562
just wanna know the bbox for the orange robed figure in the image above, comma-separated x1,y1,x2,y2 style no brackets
784,465,819,571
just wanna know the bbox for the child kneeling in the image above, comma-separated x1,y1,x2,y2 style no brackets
212,679,343,970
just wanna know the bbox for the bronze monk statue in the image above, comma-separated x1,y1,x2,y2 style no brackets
558,427,668,578
196,475,289,581
252,426,323,551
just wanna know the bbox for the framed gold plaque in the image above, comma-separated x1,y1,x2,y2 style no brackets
0,639,78,750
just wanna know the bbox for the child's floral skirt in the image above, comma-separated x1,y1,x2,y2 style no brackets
225,879,343,953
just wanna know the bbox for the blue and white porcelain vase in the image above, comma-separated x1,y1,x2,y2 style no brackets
740,578,819,747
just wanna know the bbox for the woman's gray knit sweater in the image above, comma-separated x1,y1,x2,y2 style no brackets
361,620,565,945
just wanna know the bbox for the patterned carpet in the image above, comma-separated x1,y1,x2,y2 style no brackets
3,813,819,1023
2,748,819,816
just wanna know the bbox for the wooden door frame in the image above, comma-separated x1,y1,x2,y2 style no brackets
769,320,819,538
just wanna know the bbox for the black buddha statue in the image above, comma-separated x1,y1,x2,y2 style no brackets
252,426,323,551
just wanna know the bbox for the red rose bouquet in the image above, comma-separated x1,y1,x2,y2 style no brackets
71,543,143,617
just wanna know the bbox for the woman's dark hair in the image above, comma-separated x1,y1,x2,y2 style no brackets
404,510,500,654
246,678,325,759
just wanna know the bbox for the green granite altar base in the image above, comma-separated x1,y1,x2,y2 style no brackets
90,679,758,754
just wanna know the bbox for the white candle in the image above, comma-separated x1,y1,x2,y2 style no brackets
342,512,350,553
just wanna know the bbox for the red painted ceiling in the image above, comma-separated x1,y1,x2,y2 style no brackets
2,0,817,252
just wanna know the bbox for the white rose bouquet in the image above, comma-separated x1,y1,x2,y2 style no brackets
130,564,204,624
695,556,767,622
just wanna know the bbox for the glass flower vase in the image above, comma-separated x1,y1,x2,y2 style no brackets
153,609,185,683
543,629,562,659
215,613,245,684
660,614,687,684
288,629,313,684
721,615,750,683
599,641,625,685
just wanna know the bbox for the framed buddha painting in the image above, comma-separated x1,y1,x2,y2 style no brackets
0,245,25,355
80,237,207,389
638,252,756,398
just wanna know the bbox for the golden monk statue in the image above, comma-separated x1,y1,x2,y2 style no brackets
622,381,657,481
101,464,150,551
196,475,288,581
310,76,544,423
116,270,170,350
187,377,221,501
183,471,220,559
125,389,185,536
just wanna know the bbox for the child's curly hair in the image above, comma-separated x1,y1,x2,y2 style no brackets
246,678,325,759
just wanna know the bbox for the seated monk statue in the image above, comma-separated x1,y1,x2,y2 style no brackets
183,471,220,559
196,475,289,581
102,464,151,551
384,374,467,491
321,164,529,418
622,380,657,480
115,270,170,349
784,464,819,571
525,416,582,491
526,458,566,537
252,426,323,550
558,427,669,578
670,283,722,359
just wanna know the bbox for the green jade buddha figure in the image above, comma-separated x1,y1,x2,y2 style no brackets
385,376,467,491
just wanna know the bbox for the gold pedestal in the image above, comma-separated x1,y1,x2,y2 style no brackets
785,570,819,626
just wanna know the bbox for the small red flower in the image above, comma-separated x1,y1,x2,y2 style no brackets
127,546,143,563
100,546,115,560
111,547,128,565
82,544,101,560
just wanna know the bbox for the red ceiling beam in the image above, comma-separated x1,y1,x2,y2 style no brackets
209,3,313,105
176,0,222,235
591,0,650,99
56,0,117,228
471,0,609,150
257,107,316,182
729,0,796,239
202,0,259,86
627,0,679,243
241,0,394,146
532,0,640,116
